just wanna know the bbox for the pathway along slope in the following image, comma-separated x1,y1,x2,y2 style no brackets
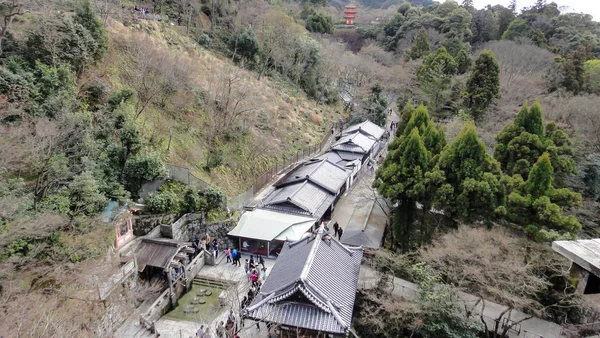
358,265,567,338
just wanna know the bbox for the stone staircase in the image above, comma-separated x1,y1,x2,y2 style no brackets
192,276,233,289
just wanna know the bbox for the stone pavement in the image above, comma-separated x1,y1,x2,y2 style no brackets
358,265,566,338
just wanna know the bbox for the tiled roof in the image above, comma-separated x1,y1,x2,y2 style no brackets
277,159,350,194
262,181,335,220
135,238,190,272
332,132,377,154
342,120,385,140
245,227,363,335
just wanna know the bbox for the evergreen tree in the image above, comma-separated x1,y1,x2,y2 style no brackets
408,27,430,60
418,47,458,79
74,0,108,62
526,152,553,198
376,104,444,251
363,83,388,127
418,47,458,114
305,12,334,34
507,152,582,235
455,48,471,74
494,101,575,180
428,121,505,220
463,50,499,119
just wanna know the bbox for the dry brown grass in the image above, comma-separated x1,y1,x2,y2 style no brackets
420,226,570,314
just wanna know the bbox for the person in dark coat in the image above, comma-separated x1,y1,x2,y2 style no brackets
337,226,343,240
332,222,339,237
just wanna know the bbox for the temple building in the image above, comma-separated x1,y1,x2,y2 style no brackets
244,226,363,337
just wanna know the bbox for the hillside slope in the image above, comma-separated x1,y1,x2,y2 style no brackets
100,20,344,194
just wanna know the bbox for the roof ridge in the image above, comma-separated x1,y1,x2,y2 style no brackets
287,181,313,214
299,227,323,283
327,300,348,330
246,292,276,312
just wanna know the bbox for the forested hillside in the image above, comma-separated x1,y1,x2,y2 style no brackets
0,0,599,336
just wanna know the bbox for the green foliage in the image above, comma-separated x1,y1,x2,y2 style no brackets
583,59,600,94
463,50,499,119
108,87,136,111
0,58,77,117
430,121,505,220
377,103,444,251
408,27,430,60
123,150,167,194
305,12,334,34
228,29,259,62
204,186,225,211
507,153,582,234
362,83,388,127
25,16,99,73
455,47,471,74
529,28,548,48
501,18,528,40
68,171,107,216
525,152,553,198
146,190,180,214
412,263,481,338
418,47,458,78
559,41,596,94
494,102,575,180
417,47,458,114
74,0,108,62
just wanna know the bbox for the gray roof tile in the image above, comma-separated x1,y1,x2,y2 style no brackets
277,159,350,194
262,181,335,220
342,120,385,140
332,132,377,154
245,228,363,335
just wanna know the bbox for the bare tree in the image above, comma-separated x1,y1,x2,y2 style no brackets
94,0,122,26
0,0,27,56
206,71,256,135
118,35,190,118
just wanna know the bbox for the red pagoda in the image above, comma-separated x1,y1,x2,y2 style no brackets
344,5,356,25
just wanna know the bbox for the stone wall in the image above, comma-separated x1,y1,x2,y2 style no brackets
133,214,177,236
163,213,239,248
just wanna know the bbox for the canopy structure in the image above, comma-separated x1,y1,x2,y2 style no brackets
553,239,600,278
228,209,316,242
135,238,192,272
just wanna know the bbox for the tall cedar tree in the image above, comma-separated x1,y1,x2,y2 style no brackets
427,121,505,220
494,101,575,180
408,27,430,60
507,152,582,234
377,103,444,251
463,50,499,119
455,48,471,74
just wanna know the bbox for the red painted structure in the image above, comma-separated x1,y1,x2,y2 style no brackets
344,5,356,25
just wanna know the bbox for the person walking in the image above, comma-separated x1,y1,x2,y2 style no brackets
337,226,343,240
244,259,250,281
235,250,242,267
225,247,231,263
332,222,339,237
231,248,238,266
258,255,265,269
